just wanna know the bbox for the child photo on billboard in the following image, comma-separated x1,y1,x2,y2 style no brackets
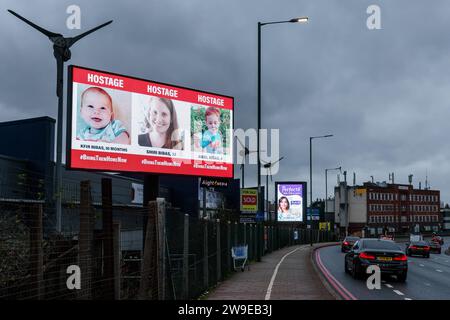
76,86,131,144
191,105,231,155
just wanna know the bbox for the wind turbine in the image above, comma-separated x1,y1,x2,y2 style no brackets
261,156,285,222
236,136,260,189
8,10,113,232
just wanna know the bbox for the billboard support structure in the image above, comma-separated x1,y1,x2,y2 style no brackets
143,174,160,250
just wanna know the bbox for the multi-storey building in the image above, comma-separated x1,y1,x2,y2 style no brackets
335,181,441,236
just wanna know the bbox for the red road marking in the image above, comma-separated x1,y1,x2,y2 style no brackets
315,249,358,300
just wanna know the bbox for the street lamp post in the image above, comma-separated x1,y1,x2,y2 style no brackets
309,134,333,245
257,16,308,260
325,166,341,215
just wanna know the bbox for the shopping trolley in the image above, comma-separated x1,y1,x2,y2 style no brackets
231,244,249,271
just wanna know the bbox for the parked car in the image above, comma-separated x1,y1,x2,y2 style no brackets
341,236,360,253
429,240,442,254
345,239,408,282
406,241,430,258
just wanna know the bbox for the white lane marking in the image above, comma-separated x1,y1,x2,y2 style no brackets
419,264,424,267
404,298,413,300
385,284,393,288
393,290,404,296
436,269,443,273
265,247,303,300
381,280,386,283
424,283,431,286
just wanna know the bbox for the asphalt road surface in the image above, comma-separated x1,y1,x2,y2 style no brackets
316,237,450,300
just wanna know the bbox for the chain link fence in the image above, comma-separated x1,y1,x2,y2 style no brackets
0,169,337,300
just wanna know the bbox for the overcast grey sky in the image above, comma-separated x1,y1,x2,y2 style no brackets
2,0,450,204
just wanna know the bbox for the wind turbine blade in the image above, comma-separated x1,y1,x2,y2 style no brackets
260,159,268,164
236,136,245,148
271,156,285,166
66,20,113,47
8,10,61,38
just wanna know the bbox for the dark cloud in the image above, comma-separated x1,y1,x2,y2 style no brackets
1,0,450,203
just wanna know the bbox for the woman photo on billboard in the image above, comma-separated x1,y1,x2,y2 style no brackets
278,196,290,220
138,96,184,150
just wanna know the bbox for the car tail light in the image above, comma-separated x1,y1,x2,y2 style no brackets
410,246,417,250
359,252,376,260
343,241,349,246
393,254,407,261
424,246,430,251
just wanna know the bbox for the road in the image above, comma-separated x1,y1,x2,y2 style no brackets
315,237,450,300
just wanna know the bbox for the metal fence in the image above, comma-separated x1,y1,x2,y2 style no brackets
0,177,337,300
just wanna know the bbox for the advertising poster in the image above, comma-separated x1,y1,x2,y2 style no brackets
67,65,233,178
275,182,306,222
240,189,258,213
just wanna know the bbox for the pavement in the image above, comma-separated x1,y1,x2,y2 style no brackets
205,243,336,300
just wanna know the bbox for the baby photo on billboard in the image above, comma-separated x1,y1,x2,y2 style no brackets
76,84,131,145
190,105,231,155
136,95,185,150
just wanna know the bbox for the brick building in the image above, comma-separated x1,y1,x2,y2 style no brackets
366,182,440,234
335,181,441,236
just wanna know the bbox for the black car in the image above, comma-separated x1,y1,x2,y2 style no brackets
341,236,360,253
345,239,408,282
429,240,441,254
406,241,430,258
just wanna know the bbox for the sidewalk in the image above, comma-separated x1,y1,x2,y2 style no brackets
205,243,335,300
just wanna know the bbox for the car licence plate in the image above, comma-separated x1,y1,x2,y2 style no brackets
377,256,392,261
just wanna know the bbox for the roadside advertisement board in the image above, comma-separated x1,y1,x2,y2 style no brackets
275,182,307,222
240,189,258,212
67,65,233,177
240,188,258,223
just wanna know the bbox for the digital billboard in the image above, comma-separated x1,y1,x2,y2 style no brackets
67,66,233,177
275,182,307,222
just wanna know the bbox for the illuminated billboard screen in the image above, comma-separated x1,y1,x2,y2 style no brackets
67,65,233,177
275,182,307,222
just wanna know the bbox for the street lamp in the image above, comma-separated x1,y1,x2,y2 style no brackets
309,134,333,245
325,166,341,215
257,17,308,259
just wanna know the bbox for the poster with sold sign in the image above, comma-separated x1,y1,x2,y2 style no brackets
240,189,258,213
